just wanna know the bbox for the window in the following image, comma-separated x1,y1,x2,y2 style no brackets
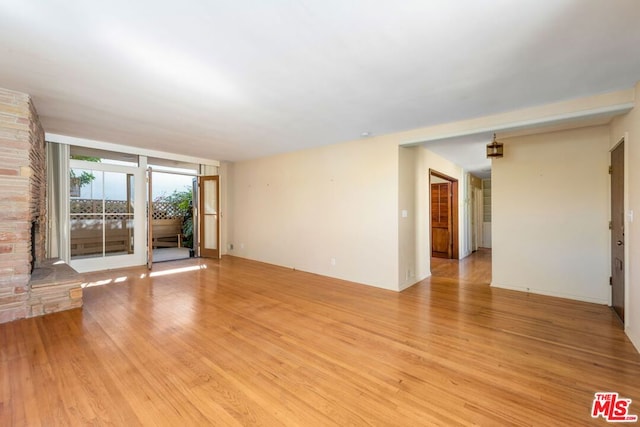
70,169,135,259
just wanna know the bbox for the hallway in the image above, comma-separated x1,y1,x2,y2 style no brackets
431,248,492,284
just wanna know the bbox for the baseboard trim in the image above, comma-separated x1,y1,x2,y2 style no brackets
398,273,430,292
625,326,640,353
490,282,609,305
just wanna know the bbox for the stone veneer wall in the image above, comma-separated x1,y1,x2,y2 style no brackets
0,87,46,323
29,96,47,265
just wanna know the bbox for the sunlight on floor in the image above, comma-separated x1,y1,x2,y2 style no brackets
149,264,207,278
82,279,113,288
82,264,208,288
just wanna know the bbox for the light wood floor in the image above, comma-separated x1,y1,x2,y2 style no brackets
431,247,493,284
2,252,639,426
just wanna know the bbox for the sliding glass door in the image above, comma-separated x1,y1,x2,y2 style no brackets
52,144,217,273
69,159,145,272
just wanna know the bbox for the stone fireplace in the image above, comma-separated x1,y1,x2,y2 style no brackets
0,87,82,323
30,220,38,273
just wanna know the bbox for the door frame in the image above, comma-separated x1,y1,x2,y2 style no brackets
68,159,146,272
52,136,220,272
429,169,459,260
474,186,483,251
610,135,628,325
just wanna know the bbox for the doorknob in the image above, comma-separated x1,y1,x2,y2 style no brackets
617,240,623,246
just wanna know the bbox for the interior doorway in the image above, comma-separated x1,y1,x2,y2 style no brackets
469,175,483,252
610,138,625,323
429,170,458,260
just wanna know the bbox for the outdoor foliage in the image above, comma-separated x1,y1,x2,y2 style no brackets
70,155,101,188
155,188,194,248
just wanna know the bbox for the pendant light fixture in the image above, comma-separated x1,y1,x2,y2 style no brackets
486,133,504,158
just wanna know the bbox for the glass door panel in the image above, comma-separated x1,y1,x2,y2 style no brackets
203,178,217,250
70,168,104,259
105,172,134,256
70,168,136,259
199,176,219,258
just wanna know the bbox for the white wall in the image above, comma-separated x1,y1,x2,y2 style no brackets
610,81,640,352
492,126,611,304
228,136,399,290
482,224,492,248
219,162,232,256
228,138,464,292
398,146,417,289
398,145,467,290
482,179,492,248
226,88,634,295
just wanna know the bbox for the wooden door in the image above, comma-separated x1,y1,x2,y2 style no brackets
199,175,220,258
611,141,625,322
431,182,452,258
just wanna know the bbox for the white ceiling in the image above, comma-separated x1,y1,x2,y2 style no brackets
1,1,640,163
422,133,495,179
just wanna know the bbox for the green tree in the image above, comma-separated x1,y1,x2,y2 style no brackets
70,155,101,190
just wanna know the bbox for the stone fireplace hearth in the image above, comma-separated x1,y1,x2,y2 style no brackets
0,87,83,324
